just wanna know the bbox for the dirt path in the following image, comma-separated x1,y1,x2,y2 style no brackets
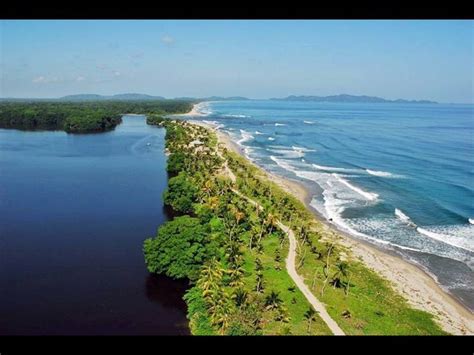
231,188,345,335
205,123,345,335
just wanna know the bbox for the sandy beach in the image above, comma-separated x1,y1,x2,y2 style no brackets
183,104,474,335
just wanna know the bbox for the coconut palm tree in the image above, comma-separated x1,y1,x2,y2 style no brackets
331,261,349,289
266,213,277,236
321,243,334,297
304,307,317,333
232,288,248,308
255,271,264,293
264,291,283,311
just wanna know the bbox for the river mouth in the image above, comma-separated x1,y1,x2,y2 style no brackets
0,115,190,335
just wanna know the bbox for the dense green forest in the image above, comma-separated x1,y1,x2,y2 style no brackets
143,119,446,335
0,100,193,133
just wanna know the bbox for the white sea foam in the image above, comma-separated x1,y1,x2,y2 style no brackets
366,169,393,177
223,114,249,118
469,218,474,225
395,208,417,227
255,131,265,135
196,102,213,115
292,146,316,152
268,137,275,141
312,163,360,173
332,173,379,201
312,197,420,252
237,129,254,145
417,227,474,253
304,120,316,124
202,120,218,125
267,147,305,159
270,155,297,173
275,123,287,126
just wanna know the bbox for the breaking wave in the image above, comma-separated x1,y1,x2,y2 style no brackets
366,169,393,177
332,173,379,201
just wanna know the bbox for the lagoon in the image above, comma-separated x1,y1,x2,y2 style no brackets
0,115,189,335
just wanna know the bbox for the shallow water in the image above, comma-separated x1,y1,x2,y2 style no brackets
193,100,474,311
0,116,189,335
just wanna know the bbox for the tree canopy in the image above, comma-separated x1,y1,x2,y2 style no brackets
143,215,214,280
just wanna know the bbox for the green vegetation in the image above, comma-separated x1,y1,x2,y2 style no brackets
0,100,192,133
143,215,216,280
143,119,446,335
144,120,331,335
225,150,447,335
163,172,199,214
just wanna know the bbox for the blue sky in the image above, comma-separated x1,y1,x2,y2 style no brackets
1,20,472,103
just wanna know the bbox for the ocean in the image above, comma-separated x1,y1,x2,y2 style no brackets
191,100,474,311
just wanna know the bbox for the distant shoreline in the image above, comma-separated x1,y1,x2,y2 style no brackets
184,103,473,335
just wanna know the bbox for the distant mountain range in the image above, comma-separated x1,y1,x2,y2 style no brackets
58,94,251,102
270,94,437,104
59,93,166,101
2,93,437,104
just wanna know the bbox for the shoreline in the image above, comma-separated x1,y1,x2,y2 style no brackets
184,108,473,335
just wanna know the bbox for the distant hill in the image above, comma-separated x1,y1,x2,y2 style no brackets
271,94,437,104
59,94,250,102
204,96,250,101
174,96,250,101
59,93,166,101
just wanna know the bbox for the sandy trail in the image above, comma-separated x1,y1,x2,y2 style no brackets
231,188,345,335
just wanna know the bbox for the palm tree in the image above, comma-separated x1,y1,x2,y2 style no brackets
232,288,248,308
255,271,264,293
202,179,214,199
207,195,220,211
198,259,223,300
304,307,317,333
321,243,334,297
264,291,283,311
331,261,349,289
266,213,277,236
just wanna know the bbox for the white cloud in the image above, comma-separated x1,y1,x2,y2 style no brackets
161,35,174,45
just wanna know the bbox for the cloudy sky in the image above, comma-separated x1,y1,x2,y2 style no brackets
1,20,472,103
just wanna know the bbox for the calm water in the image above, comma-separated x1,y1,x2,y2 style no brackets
0,116,189,335
193,100,474,311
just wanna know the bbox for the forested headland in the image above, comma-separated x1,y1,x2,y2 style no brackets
0,100,193,133
143,118,446,335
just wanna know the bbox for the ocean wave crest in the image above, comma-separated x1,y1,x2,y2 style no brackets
237,129,254,145
395,208,417,227
223,114,249,118
417,226,474,253
366,169,393,177
332,173,379,201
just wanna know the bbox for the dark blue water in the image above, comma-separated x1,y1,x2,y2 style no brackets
0,116,189,335
192,100,474,311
